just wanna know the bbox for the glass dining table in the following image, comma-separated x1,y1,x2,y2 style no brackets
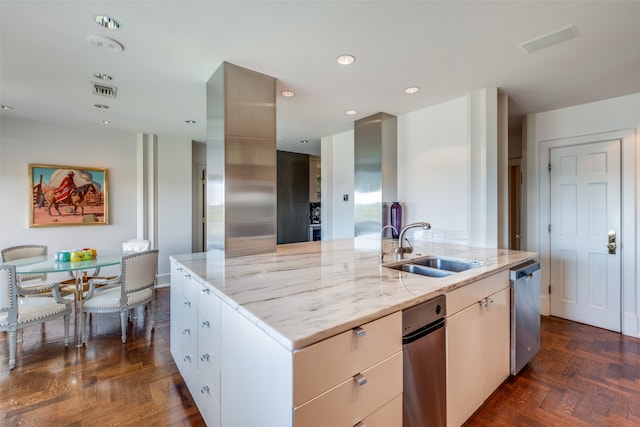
5,251,123,347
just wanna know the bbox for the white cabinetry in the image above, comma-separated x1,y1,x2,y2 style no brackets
172,258,402,427
445,270,510,427
292,312,402,427
170,262,221,427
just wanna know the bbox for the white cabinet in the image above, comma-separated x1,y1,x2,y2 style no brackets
172,257,403,427
293,312,403,427
445,271,510,427
170,261,221,427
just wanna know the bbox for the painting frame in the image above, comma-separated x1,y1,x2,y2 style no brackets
29,164,109,227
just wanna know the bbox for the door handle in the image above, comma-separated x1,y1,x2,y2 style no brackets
607,230,617,254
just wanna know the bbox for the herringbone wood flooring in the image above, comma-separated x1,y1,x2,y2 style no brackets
467,316,640,427
1,288,639,426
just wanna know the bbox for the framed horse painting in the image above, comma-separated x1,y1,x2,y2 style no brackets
29,164,109,227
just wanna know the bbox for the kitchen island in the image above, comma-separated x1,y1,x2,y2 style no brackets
170,238,537,427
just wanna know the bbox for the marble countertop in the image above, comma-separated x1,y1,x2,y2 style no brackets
170,238,537,351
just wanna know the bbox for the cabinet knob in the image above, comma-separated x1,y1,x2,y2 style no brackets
184,274,191,279
200,353,210,362
201,320,210,328
176,267,183,272
200,385,209,394
183,355,191,362
353,326,366,337
353,373,367,386
201,288,210,294
183,329,191,335
184,301,191,307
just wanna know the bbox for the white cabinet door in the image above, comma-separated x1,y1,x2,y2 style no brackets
446,282,510,427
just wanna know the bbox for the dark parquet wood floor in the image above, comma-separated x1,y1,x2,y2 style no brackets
2,288,639,426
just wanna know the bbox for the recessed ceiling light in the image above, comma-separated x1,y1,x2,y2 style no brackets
300,140,309,144
346,110,357,115
99,120,111,125
95,15,122,30
93,72,113,81
185,120,196,124
1,105,14,110
280,90,296,97
404,86,420,94
337,54,356,65
94,104,110,109
88,35,124,53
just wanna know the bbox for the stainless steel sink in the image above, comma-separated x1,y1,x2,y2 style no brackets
409,256,483,272
388,256,484,278
394,263,453,277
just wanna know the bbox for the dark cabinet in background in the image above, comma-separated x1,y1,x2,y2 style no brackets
277,151,309,244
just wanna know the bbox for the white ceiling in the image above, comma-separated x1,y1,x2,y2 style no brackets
2,1,639,156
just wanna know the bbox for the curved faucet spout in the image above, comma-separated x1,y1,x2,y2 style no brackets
394,222,431,260
379,225,398,263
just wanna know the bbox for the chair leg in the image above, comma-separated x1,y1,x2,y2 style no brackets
63,313,70,347
120,310,127,343
9,328,17,369
83,312,90,344
148,301,155,330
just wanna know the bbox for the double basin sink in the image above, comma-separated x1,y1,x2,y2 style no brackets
387,256,484,278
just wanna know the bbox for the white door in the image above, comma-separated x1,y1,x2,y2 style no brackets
549,140,621,331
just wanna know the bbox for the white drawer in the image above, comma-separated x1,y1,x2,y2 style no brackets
181,270,201,304
447,270,509,316
196,361,221,404
198,311,221,370
360,393,402,427
293,311,401,407
294,352,403,427
194,387,221,427
197,283,221,332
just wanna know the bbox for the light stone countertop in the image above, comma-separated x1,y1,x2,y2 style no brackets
170,238,537,351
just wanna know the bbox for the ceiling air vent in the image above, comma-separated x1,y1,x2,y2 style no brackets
91,82,117,98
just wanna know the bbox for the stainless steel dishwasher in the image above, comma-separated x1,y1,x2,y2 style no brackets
510,260,541,375
402,294,446,427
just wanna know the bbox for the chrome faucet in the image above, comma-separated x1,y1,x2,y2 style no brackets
379,225,398,263
394,222,431,260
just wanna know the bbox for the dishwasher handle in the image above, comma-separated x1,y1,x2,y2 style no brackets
402,318,445,345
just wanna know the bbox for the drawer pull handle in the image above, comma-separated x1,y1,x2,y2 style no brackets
201,288,210,294
184,301,191,307
353,326,366,337
200,353,210,362
183,355,191,362
479,298,488,308
354,423,365,427
176,267,183,272
184,274,191,279
354,373,367,386
183,329,191,335
201,320,210,328
201,385,209,394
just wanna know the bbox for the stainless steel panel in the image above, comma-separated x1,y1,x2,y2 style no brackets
402,320,446,427
510,261,541,375
354,113,397,241
206,62,277,257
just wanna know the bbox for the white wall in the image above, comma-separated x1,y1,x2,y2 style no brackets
398,96,469,243
321,130,355,240
322,89,500,247
0,116,193,284
525,92,640,336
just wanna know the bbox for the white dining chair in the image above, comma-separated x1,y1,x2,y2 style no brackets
1,245,55,295
121,239,151,253
82,250,159,343
0,264,72,369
